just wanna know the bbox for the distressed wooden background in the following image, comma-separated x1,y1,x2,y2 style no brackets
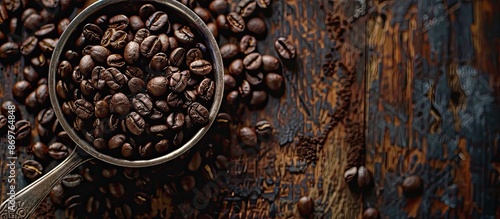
1,0,499,218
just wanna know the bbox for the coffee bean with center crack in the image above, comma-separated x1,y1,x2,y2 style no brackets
48,142,69,160
110,93,131,116
126,112,146,135
62,174,83,188
188,102,209,124
140,35,161,58
22,160,43,180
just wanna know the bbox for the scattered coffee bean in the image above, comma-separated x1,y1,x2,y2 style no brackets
62,174,83,188
297,196,314,217
363,208,380,219
275,37,296,59
247,17,266,35
22,160,43,180
238,127,257,147
402,175,423,199
357,166,371,188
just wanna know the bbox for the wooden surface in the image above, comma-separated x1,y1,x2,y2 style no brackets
0,0,499,218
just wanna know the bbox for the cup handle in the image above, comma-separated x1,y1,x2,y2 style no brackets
0,149,92,219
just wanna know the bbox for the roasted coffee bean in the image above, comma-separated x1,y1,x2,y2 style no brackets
102,168,118,178
38,38,57,53
0,4,8,23
363,208,380,219
0,42,19,59
229,59,244,76
197,78,215,101
227,12,245,33
166,112,184,131
173,130,184,146
35,84,49,104
239,80,251,98
357,166,371,188
110,93,131,115
246,71,263,86
93,138,107,150
35,24,56,37
139,4,156,20
49,183,65,206
37,107,55,128
147,124,167,136
107,54,125,68
129,15,145,31
103,67,127,90
168,36,179,50
189,59,212,75
20,36,38,56
140,35,161,58
243,52,262,71
344,166,357,186
0,115,6,130
89,45,111,63
79,55,95,76
12,80,32,98
123,41,140,64
57,60,72,79
130,94,152,117
215,14,228,31
106,30,128,50
85,196,101,215
89,66,105,90
165,93,183,108
133,192,149,205
83,24,103,43
168,71,188,93
65,50,80,61
154,139,169,153
62,174,83,188
22,160,43,180
139,142,153,157
73,117,85,131
247,17,266,35
48,142,69,160
236,0,257,17
157,33,170,52
220,43,239,60
115,203,132,219
215,155,229,170
31,142,48,160
187,151,202,171
147,76,168,97
209,0,229,14
14,120,30,140
127,77,145,94
126,112,146,135
169,47,186,67
185,48,202,66
109,182,126,198
150,52,168,70
146,11,168,32
41,0,58,8
275,37,296,59
133,28,150,44
174,26,194,44
80,79,95,96
188,102,209,124
239,35,257,55
94,100,109,118
256,0,271,8
155,100,170,113
402,175,423,199
297,196,314,217
30,54,46,67
181,175,195,191
224,74,237,92
58,18,70,35
226,90,239,106
193,7,210,22
24,13,43,31
23,65,39,83
61,101,75,116
256,120,272,141
238,127,257,146
262,55,280,72
108,14,129,30
74,99,94,119
108,134,126,149
118,142,132,157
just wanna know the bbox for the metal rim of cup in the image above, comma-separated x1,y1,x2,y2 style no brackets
48,0,224,167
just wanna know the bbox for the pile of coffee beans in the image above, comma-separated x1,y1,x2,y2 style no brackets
55,3,217,159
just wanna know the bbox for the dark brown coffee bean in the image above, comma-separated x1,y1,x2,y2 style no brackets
173,130,184,145
0,4,8,23
94,100,109,118
24,13,42,31
37,107,55,128
226,90,240,106
239,35,257,55
256,0,270,8
256,120,272,141
61,101,74,116
262,55,280,72
188,102,209,124
167,37,178,50
139,142,153,157
73,116,85,131
114,203,132,219
166,112,184,131
38,38,56,53
56,61,72,79
0,115,6,130
129,15,144,31
22,160,43,180
123,41,140,64
169,71,189,93
189,59,212,75
48,142,69,160
133,28,150,43
243,52,262,71
30,54,46,67
185,152,201,171
229,59,244,76
168,47,185,67
155,100,170,113
185,48,202,66
250,90,267,106
90,66,106,90
80,79,95,96
209,0,229,14
13,80,32,98
363,208,380,219
247,17,266,35
154,34,168,52
74,99,94,119
65,50,80,61
132,93,153,116
79,55,95,76
275,37,296,59
13,119,30,140
236,0,257,17
35,24,56,37
154,139,169,153
108,14,129,30
109,182,126,198
125,66,144,79
103,67,127,90
31,142,48,160
224,74,237,92
106,29,128,50
108,134,126,149
146,76,169,98
107,54,125,68
0,42,19,59
128,77,145,94
126,112,145,135
215,14,228,32
58,18,70,35
23,65,38,83
357,166,371,188
110,93,131,116
227,12,245,33
41,0,58,8
220,43,239,60
174,26,195,44
62,174,83,188
239,80,251,98
297,196,314,217
133,192,149,205
89,45,111,63
139,4,156,20
140,35,161,58
215,155,228,170
402,175,423,199
191,7,209,22
118,142,133,157
146,11,168,32
149,52,168,70
197,78,215,101
238,127,257,146
246,72,263,86
83,24,103,43
181,175,195,191
20,36,38,56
